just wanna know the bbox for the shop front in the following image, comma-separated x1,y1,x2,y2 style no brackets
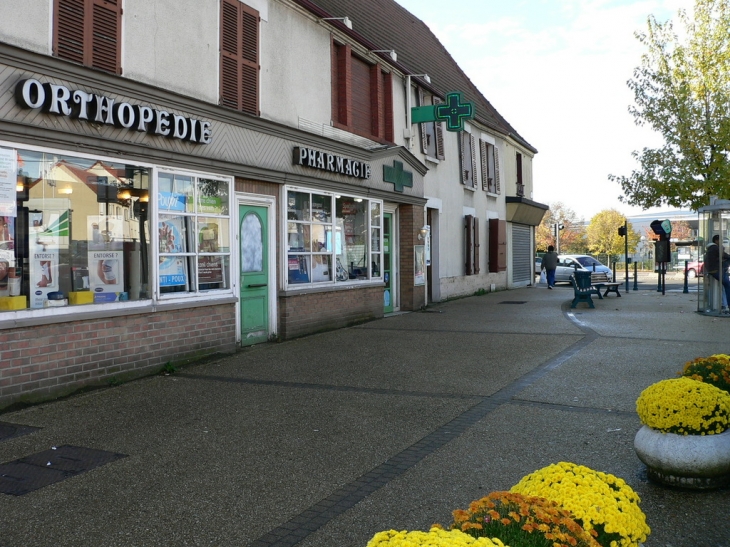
276,148,427,340
0,65,240,409
0,54,427,409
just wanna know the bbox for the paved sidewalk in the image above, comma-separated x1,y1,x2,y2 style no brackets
1,279,728,547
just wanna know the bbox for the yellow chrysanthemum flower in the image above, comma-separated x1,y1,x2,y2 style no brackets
636,377,730,435
511,462,650,547
365,527,507,547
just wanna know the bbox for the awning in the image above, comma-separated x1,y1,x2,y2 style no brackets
506,196,549,226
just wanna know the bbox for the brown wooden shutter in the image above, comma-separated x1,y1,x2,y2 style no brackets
470,134,477,189
351,55,372,135
494,147,501,194
370,64,383,137
480,140,488,191
91,0,121,74
418,88,429,154
474,217,480,274
331,39,339,124
383,71,394,142
220,0,259,115
220,0,241,110
335,43,352,126
55,0,86,65
240,3,259,116
460,132,467,185
54,0,121,74
489,218,507,272
465,215,474,275
433,97,444,160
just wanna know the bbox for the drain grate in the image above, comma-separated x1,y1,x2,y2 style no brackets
499,301,527,304
0,422,39,443
0,445,126,496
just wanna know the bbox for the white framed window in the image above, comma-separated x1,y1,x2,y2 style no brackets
285,187,382,287
156,171,232,296
480,140,499,194
0,140,234,315
460,131,477,189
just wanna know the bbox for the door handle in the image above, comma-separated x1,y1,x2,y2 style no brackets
247,283,267,288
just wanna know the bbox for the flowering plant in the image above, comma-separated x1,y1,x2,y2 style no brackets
636,377,730,435
679,354,730,394
510,462,650,547
447,491,600,547
366,527,507,547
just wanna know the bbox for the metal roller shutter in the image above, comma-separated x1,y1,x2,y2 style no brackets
512,224,531,283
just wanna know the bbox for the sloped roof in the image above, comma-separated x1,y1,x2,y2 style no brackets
295,0,536,153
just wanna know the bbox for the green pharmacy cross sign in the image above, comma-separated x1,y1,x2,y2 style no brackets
411,91,474,132
383,160,413,193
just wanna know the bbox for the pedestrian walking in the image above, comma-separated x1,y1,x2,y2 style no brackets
541,245,559,289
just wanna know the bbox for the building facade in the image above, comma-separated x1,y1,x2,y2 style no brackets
0,0,541,409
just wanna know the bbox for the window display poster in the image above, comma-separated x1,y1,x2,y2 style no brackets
158,191,187,212
198,256,223,284
160,256,188,287
0,147,17,217
414,245,425,286
159,217,186,253
88,250,125,302
0,216,14,249
29,240,60,308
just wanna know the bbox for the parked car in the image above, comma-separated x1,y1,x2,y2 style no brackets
535,256,542,274
554,255,613,283
686,260,704,279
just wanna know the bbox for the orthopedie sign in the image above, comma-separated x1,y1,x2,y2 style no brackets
293,146,371,179
15,78,212,144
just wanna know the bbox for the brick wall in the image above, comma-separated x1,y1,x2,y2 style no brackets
399,204,426,311
0,303,236,410
279,286,382,340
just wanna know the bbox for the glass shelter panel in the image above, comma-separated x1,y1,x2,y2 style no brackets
697,203,730,315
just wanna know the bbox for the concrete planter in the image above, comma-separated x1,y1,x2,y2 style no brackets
634,425,730,490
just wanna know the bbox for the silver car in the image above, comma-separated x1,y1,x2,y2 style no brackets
555,254,613,283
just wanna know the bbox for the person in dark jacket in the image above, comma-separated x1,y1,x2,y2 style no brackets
704,234,730,313
541,245,559,289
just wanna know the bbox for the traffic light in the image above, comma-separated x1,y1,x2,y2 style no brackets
618,226,626,237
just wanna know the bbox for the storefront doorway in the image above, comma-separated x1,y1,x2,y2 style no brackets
239,204,269,345
383,212,394,313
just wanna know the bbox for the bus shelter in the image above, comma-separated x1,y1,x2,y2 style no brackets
697,200,730,316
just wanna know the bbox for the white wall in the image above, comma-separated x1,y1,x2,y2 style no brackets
123,0,220,103
0,0,51,55
259,1,331,126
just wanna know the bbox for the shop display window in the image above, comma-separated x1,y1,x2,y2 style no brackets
158,173,231,294
0,144,232,313
285,187,382,287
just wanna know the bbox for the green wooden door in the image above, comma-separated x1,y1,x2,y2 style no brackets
239,205,269,346
383,213,394,313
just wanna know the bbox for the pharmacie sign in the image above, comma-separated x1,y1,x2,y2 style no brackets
294,146,371,179
15,78,212,144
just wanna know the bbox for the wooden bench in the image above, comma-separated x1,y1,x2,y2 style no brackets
590,272,621,297
570,271,601,308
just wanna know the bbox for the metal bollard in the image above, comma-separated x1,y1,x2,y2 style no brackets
683,260,689,294
633,262,638,291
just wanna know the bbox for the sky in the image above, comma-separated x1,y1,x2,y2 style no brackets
393,0,689,222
